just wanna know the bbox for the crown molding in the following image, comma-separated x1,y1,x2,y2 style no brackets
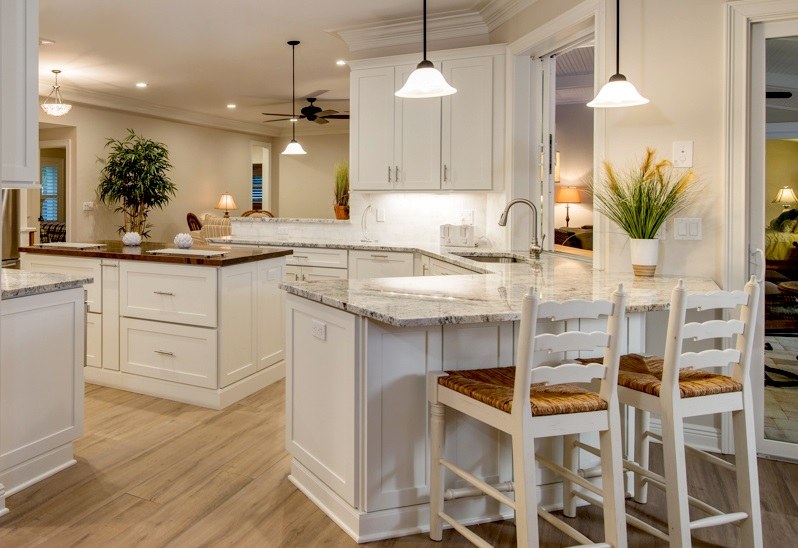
478,0,538,31
44,87,280,138
332,10,489,52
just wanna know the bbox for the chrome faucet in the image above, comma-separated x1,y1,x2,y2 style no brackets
498,199,545,258
361,204,376,242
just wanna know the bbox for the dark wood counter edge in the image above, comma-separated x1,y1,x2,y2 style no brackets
20,243,293,267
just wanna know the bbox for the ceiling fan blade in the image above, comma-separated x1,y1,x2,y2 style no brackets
262,112,293,116
316,109,338,116
321,114,350,119
303,90,329,99
262,118,294,122
766,91,793,99
313,117,330,125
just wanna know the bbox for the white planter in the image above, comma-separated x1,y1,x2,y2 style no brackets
630,238,659,277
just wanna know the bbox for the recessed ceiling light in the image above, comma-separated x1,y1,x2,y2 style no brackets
39,38,55,46
135,82,148,88
227,104,236,109
290,117,298,123
336,59,347,66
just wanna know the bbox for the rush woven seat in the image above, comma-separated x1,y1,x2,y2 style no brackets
616,354,742,398
438,366,608,416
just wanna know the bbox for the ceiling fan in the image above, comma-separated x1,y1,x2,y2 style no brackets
766,91,793,99
263,97,350,125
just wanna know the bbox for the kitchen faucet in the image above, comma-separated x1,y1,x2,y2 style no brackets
361,204,376,242
498,198,545,258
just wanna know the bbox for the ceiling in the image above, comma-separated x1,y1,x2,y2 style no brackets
39,0,520,136
766,36,798,124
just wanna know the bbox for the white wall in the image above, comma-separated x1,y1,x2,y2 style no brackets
555,102,594,229
273,131,349,219
37,104,272,243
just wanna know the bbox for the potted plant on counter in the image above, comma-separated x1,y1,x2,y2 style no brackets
97,128,176,239
333,161,349,220
592,148,698,276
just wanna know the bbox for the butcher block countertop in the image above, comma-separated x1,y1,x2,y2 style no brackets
20,241,292,267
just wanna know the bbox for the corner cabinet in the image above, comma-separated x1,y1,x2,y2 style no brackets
349,44,505,192
1,0,39,187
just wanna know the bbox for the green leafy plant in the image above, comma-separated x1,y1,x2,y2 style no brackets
97,129,176,237
333,161,349,207
591,148,697,239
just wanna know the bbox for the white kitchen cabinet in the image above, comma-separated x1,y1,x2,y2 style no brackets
428,257,479,275
85,312,102,368
349,45,504,192
1,0,39,187
348,250,414,279
20,254,102,312
284,264,348,282
284,246,348,281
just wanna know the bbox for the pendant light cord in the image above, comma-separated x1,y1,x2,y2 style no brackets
291,42,296,141
423,0,428,60
615,0,620,75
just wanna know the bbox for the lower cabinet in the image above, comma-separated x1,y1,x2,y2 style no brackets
348,250,413,279
428,256,480,275
85,311,102,368
284,264,348,281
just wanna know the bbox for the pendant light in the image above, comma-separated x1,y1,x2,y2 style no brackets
41,69,73,116
282,40,307,155
395,0,456,98
587,0,649,108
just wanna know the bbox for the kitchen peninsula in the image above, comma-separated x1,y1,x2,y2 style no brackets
19,242,291,409
279,252,720,542
1,269,91,517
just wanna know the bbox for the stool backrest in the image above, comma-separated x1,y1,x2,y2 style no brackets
661,276,760,392
513,284,627,419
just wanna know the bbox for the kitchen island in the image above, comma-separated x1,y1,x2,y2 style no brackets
280,253,721,542
1,269,91,517
20,241,292,409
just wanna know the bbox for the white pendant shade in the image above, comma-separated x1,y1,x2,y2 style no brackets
282,140,306,155
587,74,649,108
40,102,73,116
395,65,456,98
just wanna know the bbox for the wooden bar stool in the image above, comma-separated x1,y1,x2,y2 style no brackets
427,284,628,547
565,277,762,547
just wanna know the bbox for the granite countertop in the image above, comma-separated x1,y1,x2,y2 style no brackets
20,241,292,267
2,269,92,299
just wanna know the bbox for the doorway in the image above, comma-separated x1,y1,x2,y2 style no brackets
251,142,271,213
38,139,72,242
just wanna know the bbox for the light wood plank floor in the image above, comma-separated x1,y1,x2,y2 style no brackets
1,381,796,547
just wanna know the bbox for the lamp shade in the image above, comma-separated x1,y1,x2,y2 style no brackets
587,74,649,108
282,140,307,155
216,193,238,211
773,186,798,208
395,62,456,98
555,187,581,204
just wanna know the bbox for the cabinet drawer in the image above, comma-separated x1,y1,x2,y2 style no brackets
287,247,348,269
348,250,414,279
86,311,102,368
120,262,217,327
20,254,102,312
120,317,217,389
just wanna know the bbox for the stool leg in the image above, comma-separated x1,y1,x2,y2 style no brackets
633,408,650,503
733,389,763,548
600,405,628,548
660,405,691,548
429,401,445,541
511,430,539,547
562,434,578,517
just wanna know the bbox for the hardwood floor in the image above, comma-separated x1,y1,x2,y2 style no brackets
1,381,796,547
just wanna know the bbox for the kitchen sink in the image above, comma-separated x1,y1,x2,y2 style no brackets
453,253,526,264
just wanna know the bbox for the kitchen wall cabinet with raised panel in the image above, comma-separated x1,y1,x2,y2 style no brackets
1,0,39,187
349,44,505,192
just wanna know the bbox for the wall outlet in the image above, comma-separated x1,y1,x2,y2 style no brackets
458,210,474,225
82,201,94,211
672,141,694,168
311,319,327,341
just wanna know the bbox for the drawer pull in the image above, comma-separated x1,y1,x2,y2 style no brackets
293,255,309,259
102,263,118,268
153,291,175,296
154,350,175,357
370,254,389,259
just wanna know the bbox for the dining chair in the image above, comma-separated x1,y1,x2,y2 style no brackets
427,284,628,547
241,209,274,217
564,276,761,547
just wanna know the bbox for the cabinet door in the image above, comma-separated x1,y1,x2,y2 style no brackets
394,64,441,190
257,259,284,371
20,254,102,312
348,250,414,279
1,0,39,186
301,266,348,281
86,311,102,368
350,67,395,190
441,56,494,190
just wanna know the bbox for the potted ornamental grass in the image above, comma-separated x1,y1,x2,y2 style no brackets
592,148,698,276
333,161,349,220
97,128,176,240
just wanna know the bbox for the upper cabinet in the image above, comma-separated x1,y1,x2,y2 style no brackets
349,45,505,192
1,0,39,187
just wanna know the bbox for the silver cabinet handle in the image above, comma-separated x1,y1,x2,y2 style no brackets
443,164,449,183
293,255,308,259
394,166,399,182
422,264,429,275
154,350,175,357
388,166,392,183
370,254,389,259
101,262,118,268
153,291,175,296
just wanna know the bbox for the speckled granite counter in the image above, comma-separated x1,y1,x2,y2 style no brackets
2,269,92,299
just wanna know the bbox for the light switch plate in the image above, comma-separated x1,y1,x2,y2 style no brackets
673,217,702,240
82,201,94,211
311,319,327,341
672,141,693,168
376,208,385,222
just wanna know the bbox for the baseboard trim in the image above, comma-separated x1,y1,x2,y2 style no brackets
648,418,723,453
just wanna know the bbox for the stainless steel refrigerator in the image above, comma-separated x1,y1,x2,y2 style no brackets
2,189,20,266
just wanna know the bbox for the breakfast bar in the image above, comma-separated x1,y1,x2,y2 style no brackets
280,253,720,542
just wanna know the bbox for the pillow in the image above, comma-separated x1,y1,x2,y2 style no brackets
769,208,798,231
783,219,798,233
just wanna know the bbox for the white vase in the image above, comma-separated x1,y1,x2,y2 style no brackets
630,238,659,277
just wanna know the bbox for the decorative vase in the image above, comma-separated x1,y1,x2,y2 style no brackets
333,205,349,220
122,231,142,246
630,238,659,277
174,233,193,249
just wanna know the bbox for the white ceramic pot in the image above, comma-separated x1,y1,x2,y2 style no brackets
630,238,659,277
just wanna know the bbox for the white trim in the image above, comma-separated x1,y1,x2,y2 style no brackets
38,139,72,242
648,418,723,454
479,0,539,31
346,44,507,71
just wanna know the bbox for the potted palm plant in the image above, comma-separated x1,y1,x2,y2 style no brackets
333,161,349,220
592,148,697,276
97,128,176,239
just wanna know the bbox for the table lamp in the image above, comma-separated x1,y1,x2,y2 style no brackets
555,187,581,228
215,193,238,218
772,186,797,210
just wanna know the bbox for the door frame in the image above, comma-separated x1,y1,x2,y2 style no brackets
38,139,73,241
725,0,798,460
